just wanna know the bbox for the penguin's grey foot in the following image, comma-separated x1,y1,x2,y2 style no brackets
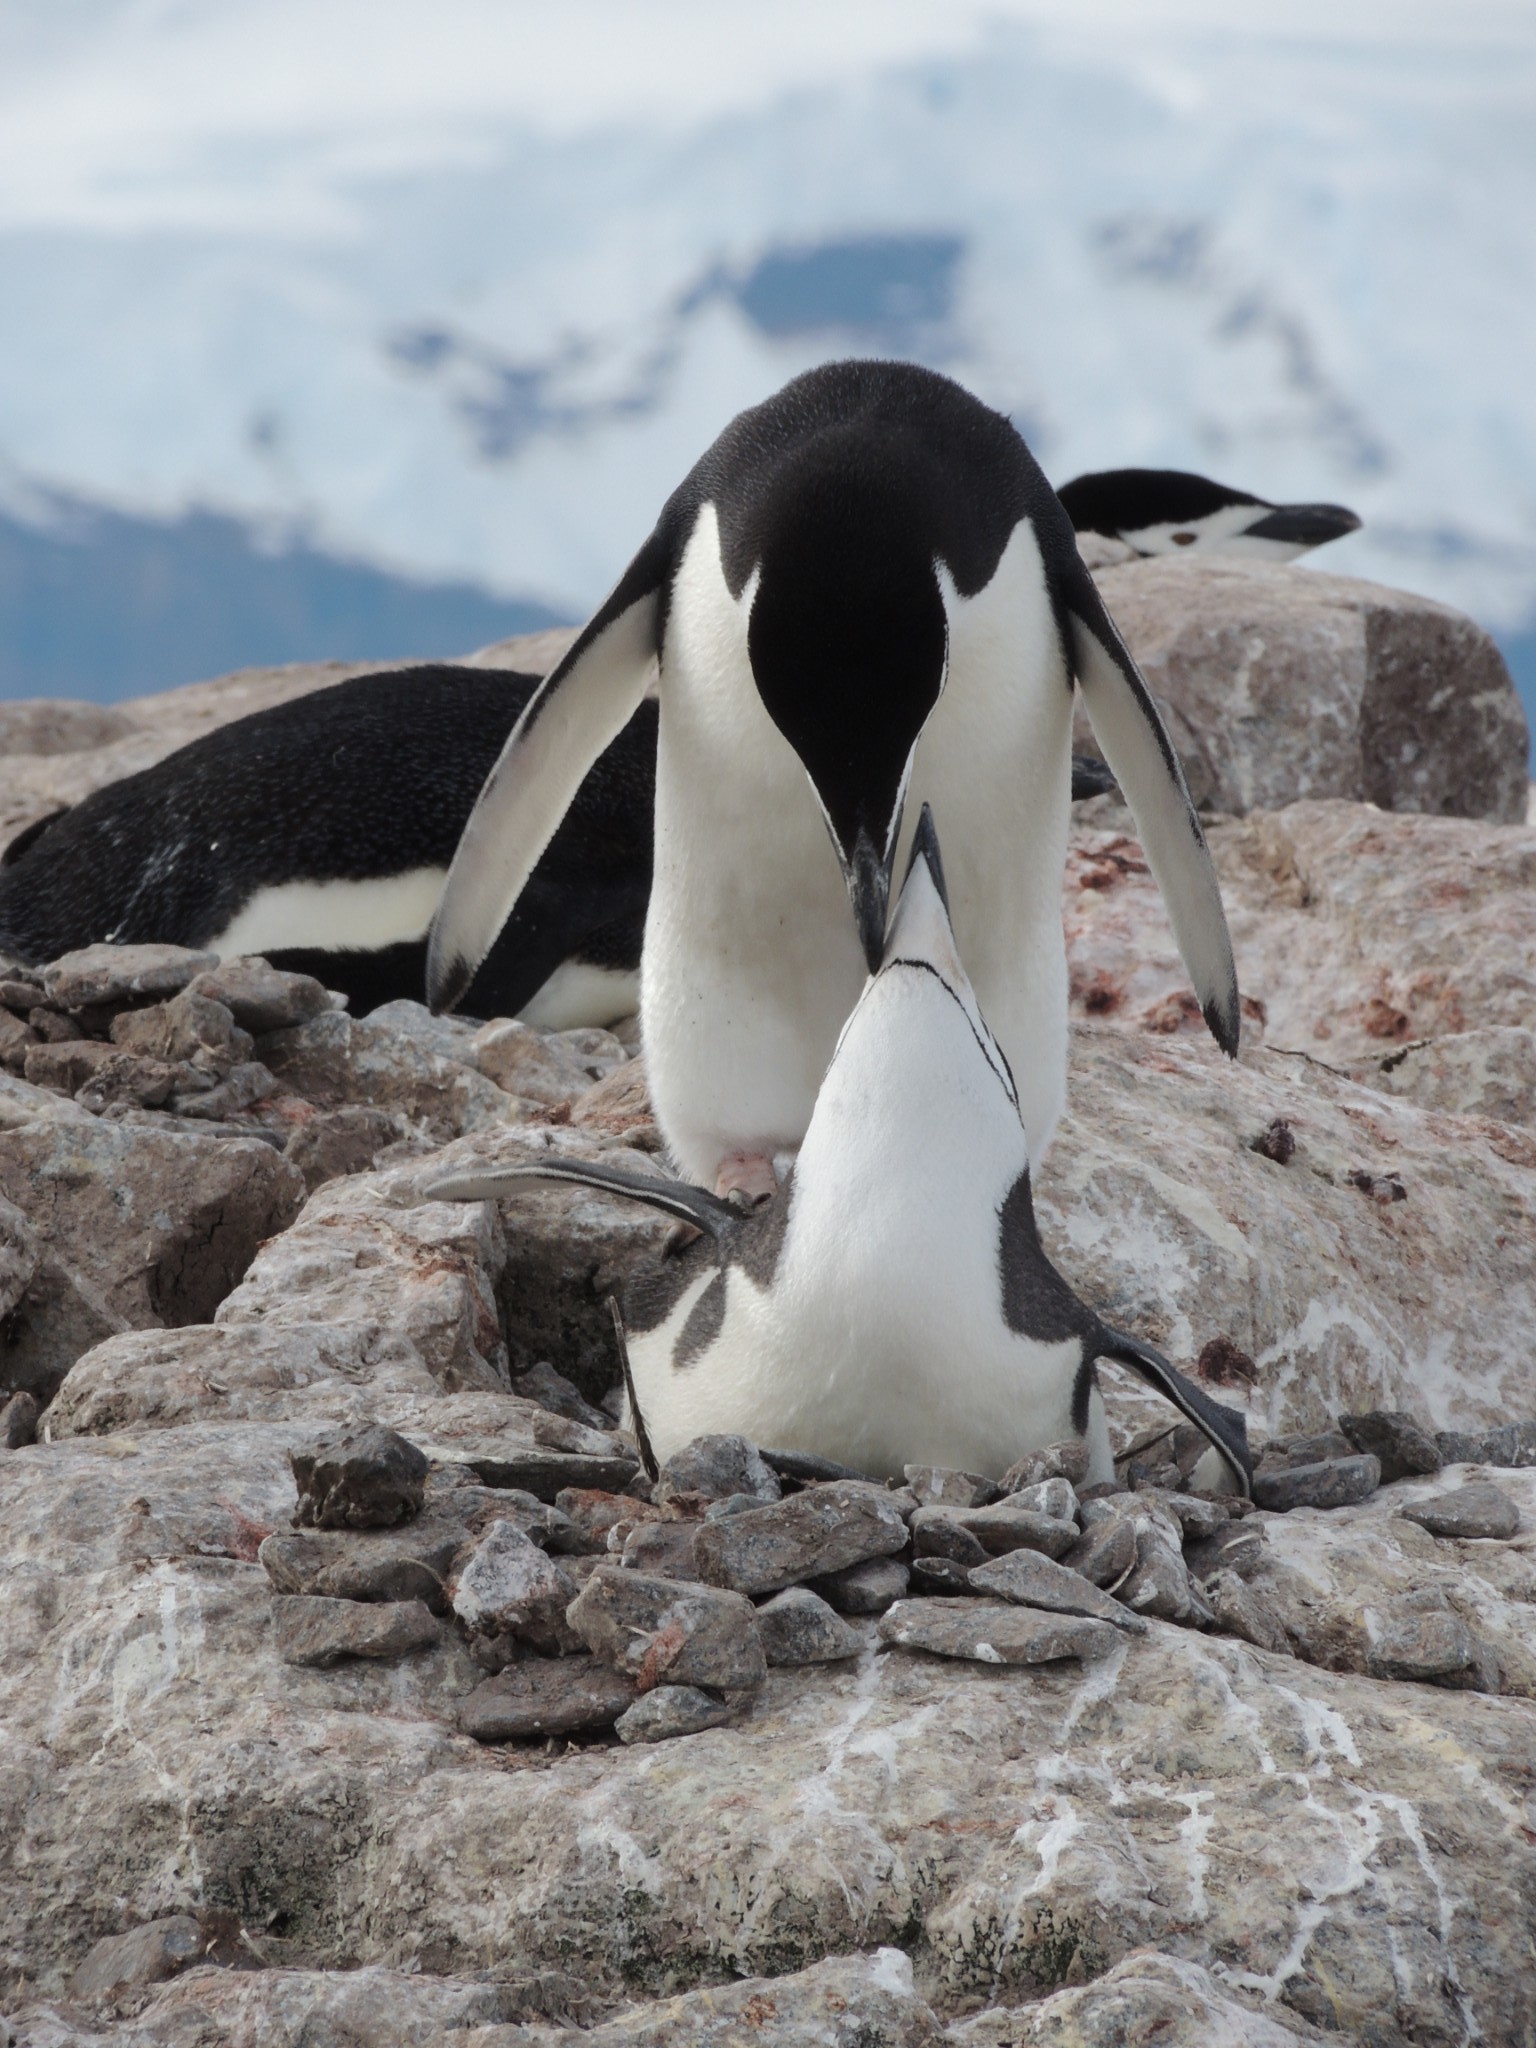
715,1151,778,1211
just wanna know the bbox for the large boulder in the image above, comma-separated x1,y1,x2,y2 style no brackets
1081,558,1529,822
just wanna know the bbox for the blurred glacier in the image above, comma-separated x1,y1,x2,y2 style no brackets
0,0,1531,722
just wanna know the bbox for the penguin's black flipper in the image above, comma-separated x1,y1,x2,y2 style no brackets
427,529,671,1016
1095,1324,1253,1497
1070,754,1118,803
425,1156,738,1239
1063,563,1240,1058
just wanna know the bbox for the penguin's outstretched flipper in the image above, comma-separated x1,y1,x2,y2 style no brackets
427,535,668,1015
1095,1324,1253,1497
426,1156,738,1239
1065,567,1240,1057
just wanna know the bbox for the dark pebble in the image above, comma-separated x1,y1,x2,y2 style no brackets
290,1424,429,1529
1252,1454,1380,1512
1337,1410,1442,1484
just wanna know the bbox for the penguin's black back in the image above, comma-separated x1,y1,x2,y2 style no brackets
0,664,656,1019
1056,468,1262,538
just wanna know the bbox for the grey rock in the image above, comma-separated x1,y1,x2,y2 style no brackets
1156,1492,1230,1541
508,1359,615,1433
755,1588,865,1666
41,943,219,1010
0,1118,302,1404
1204,1570,1292,1655
878,1597,1119,1667
949,1950,1325,2045
1365,1591,1483,1685
693,1480,909,1596
1090,556,1530,822
69,1913,205,2003
270,1594,440,1667
909,1510,989,1568
1256,1428,1358,1472
260,1008,518,1149
1252,1454,1381,1511
110,988,255,1068
703,1490,772,1520
902,1464,1001,1509
170,1059,277,1119
1117,1507,1210,1625
999,1440,1091,1491
969,1548,1148,1634
1183,1518,1268,1584
450,1521,581,1660
187,956,334,1033
910,1555,977,1597
458,1656,638,1742
1060,1514,1138,1589
290,1424,429,1529
808,1556,911,1616
654,1433,781,1507
620,1520,701,1581
1004,1476,1080,1522
469,1017,613,1104
555,1487,661,1548
1337,1409,1443,1483
282,1104,404,1192
615,1685,734,1745
1,1388,38,1448
912,1500,1078,1561
1401,1482,1521,1541
258,1515,468,1604
23,1037,125,1096
1478,1421,1536,1469
1435,1430,1486,1464
566,1564,766,1691
453,1448,638,1501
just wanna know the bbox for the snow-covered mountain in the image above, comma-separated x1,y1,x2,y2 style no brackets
1,0,1532,720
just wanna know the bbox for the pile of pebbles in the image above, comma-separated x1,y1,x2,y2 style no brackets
260,1395,1529,1746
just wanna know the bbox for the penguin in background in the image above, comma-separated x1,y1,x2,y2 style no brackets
428,359,1239,1202
429,807,1252,1494
1058,467,1361,561
0,666,655,1029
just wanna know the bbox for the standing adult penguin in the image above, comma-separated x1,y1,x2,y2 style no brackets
1057,467,1361,561
429,360,1239,1199
429,808,1252,1492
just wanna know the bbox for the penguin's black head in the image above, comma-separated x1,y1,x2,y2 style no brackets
746,445,948,971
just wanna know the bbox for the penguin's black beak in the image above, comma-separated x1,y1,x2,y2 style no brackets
840,824,900,975
1242,501,1362,547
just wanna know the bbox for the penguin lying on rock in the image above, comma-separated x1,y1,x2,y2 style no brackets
0,660,1116,1023
429,359,1240,1204
1057,467,1361,561
0,665,655,1029
429,808,1252,1492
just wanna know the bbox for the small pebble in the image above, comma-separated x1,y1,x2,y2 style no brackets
1365,1591,1483,1684
755,1588,864,1666
807,1556,910,1616
1400,1482,1520,1542
999,1440,1091,1491
655,1433,781,1506
567,1565,766,1691
692,1481,908,1596
290,1425,429,1530
616,1685,733,1744
1251,1454,1380,1512
1337,1410,1442,1484
903,1464,1001,1510
1005,1476,1079,1522
969,1548,1147,1634
271,1595,440,1667
1060,1515,1138,1590
0,1389,39,1450
458,1656,637,1741
877,1597,1119,1667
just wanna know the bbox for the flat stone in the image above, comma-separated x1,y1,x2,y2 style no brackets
902,1464,1002,1509
556,1488,665,1548
1435,1430,1486,1464
754,1588,865,1666
1117,1508,1210,1625
1256,1428,1358,1472
909,1509,989,1568
458,1656,638,1742
450,1521,581,1659
692,1480,909,1596
1337,1410,1443,1483
615,1685,733,1745
290,1424,429,1529
508,1360,615,1434
470,1018,606,1104
74,1050,189,1112
23,1038,119,1094
1477,1421,1536,1470
1401,1482,1521,1541
1365,1592,1481,1684
1005,1476,1080,1522
464,1449,638,1501
969,1548,1148,1634
69,1914,206,2002
1252,1454,1381,1512
171,1059,277,1119
110,988,254,1067
912,1501,1078,1561
41,943,219,1010
258,1516,468,1603
1,1388,38,1449
270,1595,441,1667
620,1520,701,1581
1204,1570,1292,1655
1060,1514,1138,1589
1156,1492,1231,1541
807,1556,910,1616
654,1434,781,1506
188,957,334,1033
878,1597,1119,1667
566,1564,766,1691
999,1440,1091,1491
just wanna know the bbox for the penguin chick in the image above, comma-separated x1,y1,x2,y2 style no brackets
428,360,1238,1201
0,665,654,1028
428,806,1252,1492
1057,467,1361,562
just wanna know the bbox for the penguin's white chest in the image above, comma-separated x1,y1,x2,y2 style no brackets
642,507,1076,1182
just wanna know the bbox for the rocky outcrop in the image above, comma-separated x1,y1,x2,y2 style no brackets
1081,557,1530,822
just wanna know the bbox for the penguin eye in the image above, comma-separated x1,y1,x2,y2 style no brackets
1171,531,1197,546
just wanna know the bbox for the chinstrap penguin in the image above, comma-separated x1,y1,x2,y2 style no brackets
1057,468,1362,561
0,665,654,1029
428,359,1239,1200
428,808,1251,1492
